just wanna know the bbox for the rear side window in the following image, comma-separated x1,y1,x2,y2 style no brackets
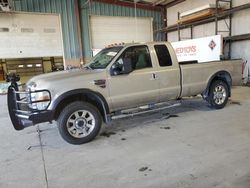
154,45,172,67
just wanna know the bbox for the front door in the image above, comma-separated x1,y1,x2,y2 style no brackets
107,45,160,111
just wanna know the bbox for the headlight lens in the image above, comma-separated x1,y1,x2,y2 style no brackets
29,91,50,110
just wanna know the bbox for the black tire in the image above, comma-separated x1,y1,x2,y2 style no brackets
207,80,229,109
57,101,102,145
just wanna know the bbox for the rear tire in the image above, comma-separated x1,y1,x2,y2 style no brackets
57,101,102,145
207,80,229,109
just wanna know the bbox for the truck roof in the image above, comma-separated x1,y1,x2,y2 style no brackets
105,41,169,49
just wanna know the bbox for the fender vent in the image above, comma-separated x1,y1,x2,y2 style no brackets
94,79,106,88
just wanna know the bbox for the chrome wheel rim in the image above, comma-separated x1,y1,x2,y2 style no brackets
66,110,95,138
213,85,227,105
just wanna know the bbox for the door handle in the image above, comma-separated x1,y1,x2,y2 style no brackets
150,73,158,80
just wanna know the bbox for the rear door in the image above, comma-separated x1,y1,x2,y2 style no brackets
107,45,160,111
153,43,181,101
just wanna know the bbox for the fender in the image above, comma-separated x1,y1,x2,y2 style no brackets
51,89,110,123
203,70,232,98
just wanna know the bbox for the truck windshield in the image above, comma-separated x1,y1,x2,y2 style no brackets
85,47,123,70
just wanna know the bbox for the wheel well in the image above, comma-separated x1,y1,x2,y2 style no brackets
206,71,232,97
53,92,109,122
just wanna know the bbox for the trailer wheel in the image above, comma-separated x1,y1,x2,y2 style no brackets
57,101,102,145
208,80,229,109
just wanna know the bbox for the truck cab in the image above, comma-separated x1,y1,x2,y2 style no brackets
105,42,181,111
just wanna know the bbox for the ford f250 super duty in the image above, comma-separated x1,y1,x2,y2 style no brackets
7,42,242,144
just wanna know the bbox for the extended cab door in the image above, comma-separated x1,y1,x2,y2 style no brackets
107,45,160,111
152,43,181,101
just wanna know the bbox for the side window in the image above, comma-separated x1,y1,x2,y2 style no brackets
154,45,173,67
117,45,152,70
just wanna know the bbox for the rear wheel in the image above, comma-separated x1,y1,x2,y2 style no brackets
57,101,102,145
208,80,229,109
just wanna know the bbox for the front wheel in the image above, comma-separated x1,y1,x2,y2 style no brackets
57,101,102,145
207,80,229,109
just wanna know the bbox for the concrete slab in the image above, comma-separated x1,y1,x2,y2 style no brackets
1,86,250,188
0,95,47,188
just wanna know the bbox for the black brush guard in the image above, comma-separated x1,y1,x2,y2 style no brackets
7,79,53,130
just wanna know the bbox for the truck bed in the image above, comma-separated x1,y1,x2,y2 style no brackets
180,59,243,97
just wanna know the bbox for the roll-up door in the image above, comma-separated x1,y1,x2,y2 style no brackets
90,15,153,51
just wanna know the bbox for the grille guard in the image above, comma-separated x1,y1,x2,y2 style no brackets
7,81,53,130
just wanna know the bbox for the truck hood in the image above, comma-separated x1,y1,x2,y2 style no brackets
29,69,101,82
27,69,106,90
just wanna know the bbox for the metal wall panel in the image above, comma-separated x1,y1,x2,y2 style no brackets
80,0,163,59
12,0,79,60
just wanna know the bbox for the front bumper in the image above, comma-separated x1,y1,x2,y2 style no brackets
7,84,53,130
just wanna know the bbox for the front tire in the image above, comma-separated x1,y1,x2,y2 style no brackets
208,80,229,109
57,101,102,145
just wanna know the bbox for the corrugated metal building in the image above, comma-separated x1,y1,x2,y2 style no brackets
12,0,163,63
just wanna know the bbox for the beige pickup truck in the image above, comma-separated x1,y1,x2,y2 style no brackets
7,42,242,144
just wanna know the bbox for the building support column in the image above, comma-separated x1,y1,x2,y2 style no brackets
74,0,84,65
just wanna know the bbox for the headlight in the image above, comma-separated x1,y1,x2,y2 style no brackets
29,91,50,110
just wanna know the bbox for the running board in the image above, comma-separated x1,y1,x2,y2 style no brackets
111,103,181,120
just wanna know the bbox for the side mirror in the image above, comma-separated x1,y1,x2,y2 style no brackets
111,63,122,76
111,58,133,76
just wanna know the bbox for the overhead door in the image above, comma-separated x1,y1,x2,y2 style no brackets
0,12,63,59
90,15,153,51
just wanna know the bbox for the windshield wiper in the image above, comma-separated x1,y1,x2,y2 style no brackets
83,65,92,70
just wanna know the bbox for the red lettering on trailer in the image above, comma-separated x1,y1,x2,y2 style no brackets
175,46,196,54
